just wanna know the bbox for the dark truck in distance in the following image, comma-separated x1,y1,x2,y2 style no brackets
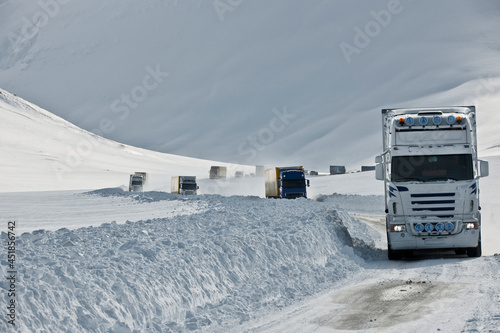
265,166,310,199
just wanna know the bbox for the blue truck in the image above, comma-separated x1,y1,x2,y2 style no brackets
265,166,310,198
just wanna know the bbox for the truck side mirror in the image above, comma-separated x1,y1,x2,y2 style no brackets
375,163,384,180
375,155,382,164
479,160,489,178
307,179,310,187
197,186,200,189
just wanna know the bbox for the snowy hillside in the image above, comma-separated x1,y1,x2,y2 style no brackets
0,88,255,192
2,0,500,168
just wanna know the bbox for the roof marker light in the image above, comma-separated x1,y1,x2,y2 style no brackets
405,117,414,126
445,223,454,231
435,223,444,231
415,224,424,232
456,116,462,124
447,115,455,124
399,118,405,125
433,116,442,125
419,117,428,126
424,223,434,232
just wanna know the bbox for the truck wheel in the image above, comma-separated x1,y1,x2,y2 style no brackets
388,246,402,260
466,239,482,258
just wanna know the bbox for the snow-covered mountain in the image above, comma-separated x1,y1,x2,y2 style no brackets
0,88,255,192
2,0,500,169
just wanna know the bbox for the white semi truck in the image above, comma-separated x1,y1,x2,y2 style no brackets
375,106,489,260
171,176,199,195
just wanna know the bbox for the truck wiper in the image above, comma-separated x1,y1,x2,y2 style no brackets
398,178,424,182
426,177,460,181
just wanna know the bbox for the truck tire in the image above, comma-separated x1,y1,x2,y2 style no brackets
466,239,482,258
388,246,402,260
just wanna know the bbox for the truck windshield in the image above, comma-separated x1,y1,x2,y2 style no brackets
282,179,306,188
181,183,197,190
391,154,473,182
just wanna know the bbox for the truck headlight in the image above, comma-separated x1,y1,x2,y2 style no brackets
390,225,405,232
465,222,478,229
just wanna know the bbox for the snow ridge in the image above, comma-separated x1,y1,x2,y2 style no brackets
0,193,377,332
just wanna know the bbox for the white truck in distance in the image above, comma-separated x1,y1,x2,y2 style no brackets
171,176,199,195
375,106,489,260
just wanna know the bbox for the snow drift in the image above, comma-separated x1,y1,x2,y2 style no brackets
0,191,380,332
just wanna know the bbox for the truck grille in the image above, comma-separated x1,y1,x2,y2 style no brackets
410,193,456,213
285,193,304,198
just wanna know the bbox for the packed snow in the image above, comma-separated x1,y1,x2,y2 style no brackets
0,192,380,332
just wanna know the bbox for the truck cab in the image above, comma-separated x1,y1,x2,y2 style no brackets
171,176,199,195
209,166,227,179
265,166,310,199
280,168,309,198
375,106,489,259
129,174,144,192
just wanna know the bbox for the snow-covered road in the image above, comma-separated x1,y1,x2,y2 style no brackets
243,255,500,332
